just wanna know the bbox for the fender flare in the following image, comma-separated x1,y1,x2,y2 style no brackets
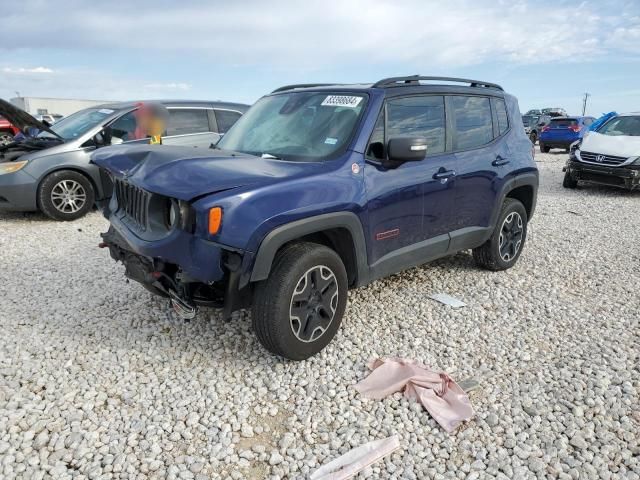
489,171,539,229
246,211,369,287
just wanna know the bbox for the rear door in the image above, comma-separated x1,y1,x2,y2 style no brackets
162,108,220,148
364,95,457,265
449,95,504,242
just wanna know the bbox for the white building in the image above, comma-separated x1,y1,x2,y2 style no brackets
10,97,115,117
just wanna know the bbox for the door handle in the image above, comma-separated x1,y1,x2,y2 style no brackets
492,155,510,167
433,169,456,180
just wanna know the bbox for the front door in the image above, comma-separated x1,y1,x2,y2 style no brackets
364,95,457,270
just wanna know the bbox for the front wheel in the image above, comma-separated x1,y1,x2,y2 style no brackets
38,170,95,221
0,131,14,146
252,242,348,360
563,171,578,189
473,198,528,271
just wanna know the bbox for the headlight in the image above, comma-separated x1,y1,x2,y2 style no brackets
0,160,28,175
165,199,180,229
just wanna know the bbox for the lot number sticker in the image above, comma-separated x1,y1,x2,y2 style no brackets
321,96,362,108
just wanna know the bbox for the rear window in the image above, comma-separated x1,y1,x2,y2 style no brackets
550,119,577,128
450,96,494,150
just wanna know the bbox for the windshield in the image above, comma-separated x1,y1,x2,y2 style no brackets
40,107,119,140
598,116,640,136
217,92,367,161
522,115,538,126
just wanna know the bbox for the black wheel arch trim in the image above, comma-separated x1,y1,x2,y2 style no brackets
245,212,369,288
489,172,539,229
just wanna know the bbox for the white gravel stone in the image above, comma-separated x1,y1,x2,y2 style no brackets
0,149,638,478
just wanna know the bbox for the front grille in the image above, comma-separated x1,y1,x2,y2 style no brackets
579,151,628,166
114,179,149,229
580,172,625,186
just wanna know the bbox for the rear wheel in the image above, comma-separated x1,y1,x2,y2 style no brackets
38,170,95,221
252,242,348,360
0,131,14,146
529,132,537,144
540,143,550,153
473,198,528,271
563,171,578,189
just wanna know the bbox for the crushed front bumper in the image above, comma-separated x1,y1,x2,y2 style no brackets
564,159,640,190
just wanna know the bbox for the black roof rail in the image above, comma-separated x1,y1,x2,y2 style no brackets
373,75,504,91
271,83,338,93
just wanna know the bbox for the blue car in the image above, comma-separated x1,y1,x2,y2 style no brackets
539,116,595,153
93,76,538,360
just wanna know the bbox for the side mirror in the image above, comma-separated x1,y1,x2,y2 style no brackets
387,137,428,163
93,127,114,147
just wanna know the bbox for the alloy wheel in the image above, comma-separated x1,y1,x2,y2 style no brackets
498,211,524,262
289,265,338,343
51,179,87,214
0,134,13,146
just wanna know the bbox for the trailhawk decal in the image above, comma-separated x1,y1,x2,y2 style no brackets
321,96,362,108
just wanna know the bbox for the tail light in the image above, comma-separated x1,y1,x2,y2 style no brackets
568,125,581,132
542,126,550,132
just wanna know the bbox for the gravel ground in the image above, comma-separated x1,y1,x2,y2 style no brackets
0,150,638,480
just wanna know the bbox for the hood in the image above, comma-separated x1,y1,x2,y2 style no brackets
91,144,324,201
0,98,62,139
580,131,640,158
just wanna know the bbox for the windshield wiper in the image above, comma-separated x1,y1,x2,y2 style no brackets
261,153,282,160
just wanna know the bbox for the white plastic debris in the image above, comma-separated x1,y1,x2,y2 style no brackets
429,293,466,308
310,435,401,480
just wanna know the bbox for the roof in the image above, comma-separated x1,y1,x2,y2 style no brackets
271,76,505,96
94,99,250,112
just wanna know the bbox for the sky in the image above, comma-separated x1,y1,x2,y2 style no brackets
1,0,639,116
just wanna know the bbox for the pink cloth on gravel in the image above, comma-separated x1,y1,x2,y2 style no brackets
354,358,474,432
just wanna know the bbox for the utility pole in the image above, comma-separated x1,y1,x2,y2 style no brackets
582,93,591,116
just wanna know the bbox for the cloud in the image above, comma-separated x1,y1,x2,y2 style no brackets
1,0,638,68
3,66,54,74
144,83,192,91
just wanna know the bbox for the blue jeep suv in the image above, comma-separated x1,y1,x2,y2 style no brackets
93,76,538,360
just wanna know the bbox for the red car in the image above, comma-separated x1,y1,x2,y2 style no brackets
0,115,20,146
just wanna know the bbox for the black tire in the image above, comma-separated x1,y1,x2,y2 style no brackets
563,171,578,189
529,132,537,144
252,242,348,361
0,131,14,146
38,170,95,221
473,198,528,271
540,143,550,153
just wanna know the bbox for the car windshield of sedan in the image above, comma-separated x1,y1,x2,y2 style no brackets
38,107,119,140
598,116,640,137
217,92,367,161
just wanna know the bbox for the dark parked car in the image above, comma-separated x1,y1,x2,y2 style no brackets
94,76,538,360
522,114,551,144
0,99,248,220
539,116,595,152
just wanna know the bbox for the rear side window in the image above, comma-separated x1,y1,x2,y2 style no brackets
166,109,210,136
450,96,494,150
495,99,509,135
386,96,446,155
215,109,242,134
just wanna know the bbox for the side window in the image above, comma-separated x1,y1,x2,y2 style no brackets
166,109,210,136
495,98,509,135
387,96,446,154
215,109,242,134
450,96,494,150
109,111,139,142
